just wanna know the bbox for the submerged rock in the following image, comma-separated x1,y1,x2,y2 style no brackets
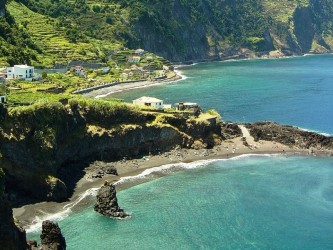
94,182,130,219
39,220,66,250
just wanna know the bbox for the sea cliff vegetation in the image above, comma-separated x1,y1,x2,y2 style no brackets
0,99,221,204
1,0,333,66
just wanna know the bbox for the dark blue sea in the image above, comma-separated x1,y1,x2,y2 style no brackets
28,55,333,249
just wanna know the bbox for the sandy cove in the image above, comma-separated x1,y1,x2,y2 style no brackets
13,126,314,231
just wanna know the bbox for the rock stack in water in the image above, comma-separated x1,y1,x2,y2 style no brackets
94,182,130,219
39,220,66,250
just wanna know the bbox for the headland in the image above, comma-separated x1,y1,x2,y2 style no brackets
12,122,333,231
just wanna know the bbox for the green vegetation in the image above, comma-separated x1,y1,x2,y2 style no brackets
1,0,333,106
0,2,39,65
2,0,333,66
6,101,67,128
6,1,119,67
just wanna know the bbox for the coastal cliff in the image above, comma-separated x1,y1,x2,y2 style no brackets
127,0,333,61
1,98,332,207
0,100,221,204
0,168,28,250
2,0,333,66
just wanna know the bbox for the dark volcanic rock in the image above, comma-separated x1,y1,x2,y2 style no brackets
246,122,333,150
94,182,130,219
220,122,242,139
0,104,7,122
0,197,27,250
0,169,28,250
40,220,66,250
103,165,118,175
27,240,38,248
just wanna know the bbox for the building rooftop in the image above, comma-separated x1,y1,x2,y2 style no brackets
14,65,33,69
134,96,163,103
177,102,198,106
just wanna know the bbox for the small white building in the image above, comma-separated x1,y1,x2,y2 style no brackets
7,65,34,81
133,96,164,109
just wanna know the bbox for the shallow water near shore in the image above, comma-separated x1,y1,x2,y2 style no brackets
28,155,333,249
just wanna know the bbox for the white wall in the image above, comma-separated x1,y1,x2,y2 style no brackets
6,65,34,80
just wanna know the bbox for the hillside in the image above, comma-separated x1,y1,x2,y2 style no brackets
1,0,333,66
120,0,333,61
0,0,40,66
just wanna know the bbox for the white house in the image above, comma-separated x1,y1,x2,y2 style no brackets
7,65,34,81
133,96,164,109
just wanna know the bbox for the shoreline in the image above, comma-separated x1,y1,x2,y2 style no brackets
83,73,183,99
82,52,333,99
14,132,331,233
12,52,333,233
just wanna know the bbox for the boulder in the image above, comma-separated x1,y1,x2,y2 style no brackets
103,165,118,175
94,182,130,219
39,220,66,250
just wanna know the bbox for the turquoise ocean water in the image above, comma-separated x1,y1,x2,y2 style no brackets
111,54,333,135
28,55,333,249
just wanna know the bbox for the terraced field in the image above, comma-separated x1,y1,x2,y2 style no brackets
7,1,118,67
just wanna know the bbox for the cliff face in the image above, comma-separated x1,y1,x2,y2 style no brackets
123,0,333,61
0,101,220,204
0,169,28,250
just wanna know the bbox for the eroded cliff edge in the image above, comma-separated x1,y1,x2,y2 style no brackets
0,100,221,205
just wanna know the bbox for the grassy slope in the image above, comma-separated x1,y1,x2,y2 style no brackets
262,0,309,23
6,1,122,67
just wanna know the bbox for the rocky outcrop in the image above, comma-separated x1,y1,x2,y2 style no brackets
39,220,66,250
0,168,67,249
0,196,28,250
220,122,242,139
0,102,220,204
245,122,333,150
94,182,130,219
0,168,28,250
293,7,315,53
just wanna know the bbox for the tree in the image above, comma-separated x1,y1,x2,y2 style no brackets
0,83,7,96
42,71,48,79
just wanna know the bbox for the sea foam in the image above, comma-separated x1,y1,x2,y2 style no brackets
25,188,99,233
25,154,282,233
297,126,333,137
115,154,282,185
